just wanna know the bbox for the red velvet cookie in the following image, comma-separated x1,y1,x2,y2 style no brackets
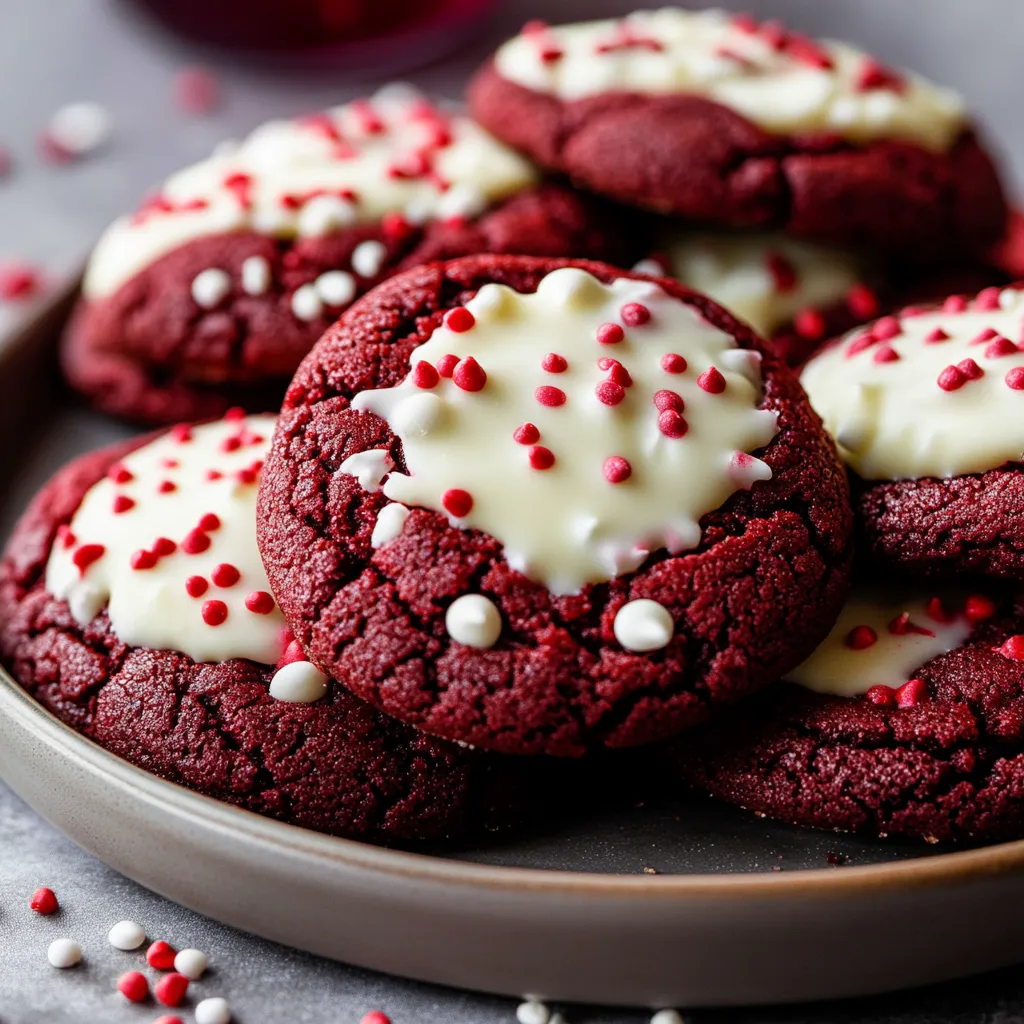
668,587,1024,843
0,415,540,843
801,283,1024,580
468,10,1007,260
257,254,853,757
63,88,640,426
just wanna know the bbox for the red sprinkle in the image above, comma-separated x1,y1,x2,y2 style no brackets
697,367,726,394
277,638,305,668
73,543,105,574
888,612,934,637
245,591,275,615
109,465,134,484
653,389,684,413
528,446,555,470
855,57,906,93
445,307,475,332
182,529,211,554
199,513,221,532
845,625,878,650
865,685,897,707
957,357,984,380
540,45,564,63
513,423,540,445
57,525,76,550
970,327,999,346
965,594,996,622
158,479,177,494
872,345,900,364
620,302,650,327
794,308,826,340
154,1018,185,1024
174,67,220,115
442,489,473,518
112,495,135,514
436,353,458,378
147,940,177,971
985,337,1018,359
170,424,192,444
871,316,901,342
997,635,1024,661
658,409,688,439
452,356,487,392
661,353,687,374
943,295,968,314
361,1013,392,1024
131,549,158,571
118,972,149,1004
924,327,950,344
846,333,878,358
937,365,967,391
597,323,624,345
1006,367,1024,390
846,283,879,319
212,563,240,587
606,362,632,388
535,384,566,407
185,576,208,598
595,381,625,406
603,456,632,483
926,596,956,624
202,600,228,626
153,537,176,557
975,286,1003,310
765,251,797,293
411,361,439,389
381,212,412,241
896,678,928,708
30,887,59,915
155,973,190,1008
0,263,40,300
541,353,568,373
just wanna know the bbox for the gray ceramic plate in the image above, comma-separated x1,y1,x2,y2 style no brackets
2,285,1024,1009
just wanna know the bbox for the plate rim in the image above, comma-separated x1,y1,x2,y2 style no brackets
5,664,1024,899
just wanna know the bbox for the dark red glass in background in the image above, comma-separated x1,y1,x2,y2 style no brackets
129,0,500,67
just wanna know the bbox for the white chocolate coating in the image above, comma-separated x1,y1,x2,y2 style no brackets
350,268,778,595
495,9,966,151
662,231,862,337
83,89,538,299
801,286,1024,480
787,591,972,696
45,415,286,665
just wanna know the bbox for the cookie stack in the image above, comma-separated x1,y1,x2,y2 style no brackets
3,9,1022,847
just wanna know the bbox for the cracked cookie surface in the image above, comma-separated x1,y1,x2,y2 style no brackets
257,254,854,757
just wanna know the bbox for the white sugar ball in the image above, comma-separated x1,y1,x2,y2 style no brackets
107,919,146,950
47,938,82,968
650,1010,686,1024
613,599,674,652
270,661,328,703
191,268,232,309
240,255,272,296
290,284,323,321
516,1000,550,1024
49,101,112,154
351,240,388,278
174,947,209,979
315,270,356,308
196,996,232,1024
445,594,502,649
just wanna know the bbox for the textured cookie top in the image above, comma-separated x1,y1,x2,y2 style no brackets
787,589,976,697
657,231,862,338
348,267,778,595
801,284,1024,480
83,87,537,299
45,413,286,664
494,9,966,151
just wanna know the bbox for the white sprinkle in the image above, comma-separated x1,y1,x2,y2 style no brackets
339,448,394,491
631,258,664,276
650,1011,686,1024
315,270,356,308
47,938,82,968
108,919,146,950
270,660,328,703
241,256,272,296
191,268,232,309
351,239,388,278
49,101,112,155
195,996,232,1024
516,1000,551,1024
613,599,674,652
371,81,423,110
174,947,208,980
445,594,503,649
297,194,356,236
290,284,323,321
1000,287,1021,310
371,502,411,548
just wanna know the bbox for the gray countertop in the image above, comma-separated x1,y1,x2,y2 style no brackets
1,1,1023,1020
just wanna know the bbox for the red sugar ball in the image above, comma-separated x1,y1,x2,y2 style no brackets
147,940,177,971
602,456,632,483
541,352,568,373
202,600,228,627
155,972,190,1007
620,302,650,326
453,356,487,392
661,353,686,374
442,488,473,518
212,563,240,588
845,625,878,650
185,576,209,598
411,361,439,389
117,971,149,1003
445,307,476,332
513,423,540,445
596,323,624,345
697,367,726,394
535,385,566,407
528,446,555,470
246,591,276,615
29,887,59,915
